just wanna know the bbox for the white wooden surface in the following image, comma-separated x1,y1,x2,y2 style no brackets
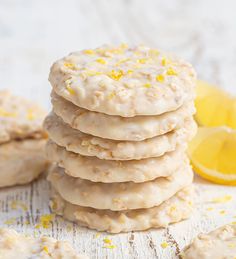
0,0,236,258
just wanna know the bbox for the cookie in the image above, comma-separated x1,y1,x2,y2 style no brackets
50,185,194,233
0,90,46,144
51,91,196,141
181,224,236,259
0,139,49,187
49,44,196,117
47,164,193,211
0,228,88,258
44,112,197,160
46,140,188,183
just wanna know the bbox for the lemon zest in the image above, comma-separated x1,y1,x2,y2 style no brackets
144,83,151,88
83,49,95,55
96,58,106,64
212,195,232,203
156,74,165,82
161,242,169,249
166,67,178,76
64,62,79,70
108,70,123,81
4,218,16,225
103,238,112,244
0,108,17,117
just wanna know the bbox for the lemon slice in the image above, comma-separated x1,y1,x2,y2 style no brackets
195,80,236,128
188,126,236,185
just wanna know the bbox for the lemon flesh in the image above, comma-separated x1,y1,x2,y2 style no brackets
195,81,236,128
188,127,236,185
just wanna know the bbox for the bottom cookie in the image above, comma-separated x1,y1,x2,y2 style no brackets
0,139,49,188
50,185,194,233
181,224,236,259
0,228,88,258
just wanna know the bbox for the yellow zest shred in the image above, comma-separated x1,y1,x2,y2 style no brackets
4,218,17,225
107,92,115,100
64,62,79,70
27,109,36,121
11,200,28,211
161,57,171,66
156,74,165,82
212,195,232,203
96,58,106,64
102,237,116,249
65,79,76,95
103,238,112,244
161,242,169,249
166,67,178,76
108,70,124,81
42,246,49,254
83,49,95,55
219,210,226,215
169,206,177,212
231,221,236,225
144,83,151,88
35,214,55,229
127,69,133,75
137,58,147,64
0,108,17,117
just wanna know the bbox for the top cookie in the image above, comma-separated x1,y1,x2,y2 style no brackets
49,44,196,117
0,90,47,144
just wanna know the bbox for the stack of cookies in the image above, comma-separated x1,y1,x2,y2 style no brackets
0,90,48,188
44,44,197,233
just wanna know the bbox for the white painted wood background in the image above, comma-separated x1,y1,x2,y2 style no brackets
0,0,236,258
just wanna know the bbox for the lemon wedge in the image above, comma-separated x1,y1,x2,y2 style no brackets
188,126,236,185
195,80,236,128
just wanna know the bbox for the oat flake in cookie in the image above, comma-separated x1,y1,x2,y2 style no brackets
49,44,196,117
0,228,88,259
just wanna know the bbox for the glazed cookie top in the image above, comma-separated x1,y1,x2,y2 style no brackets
49,44,196,117
0,228,88,259
0,90,47,144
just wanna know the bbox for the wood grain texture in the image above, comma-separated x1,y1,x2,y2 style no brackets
0,0,236,258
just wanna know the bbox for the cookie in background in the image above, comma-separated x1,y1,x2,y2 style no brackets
0,90,49,188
